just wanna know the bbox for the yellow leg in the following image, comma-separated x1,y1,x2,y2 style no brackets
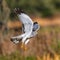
21,43,28,51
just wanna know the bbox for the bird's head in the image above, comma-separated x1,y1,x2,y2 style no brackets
14,8,24,14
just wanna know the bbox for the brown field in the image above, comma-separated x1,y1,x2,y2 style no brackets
0,16,60,60
7,16,60,29
36,54,60,60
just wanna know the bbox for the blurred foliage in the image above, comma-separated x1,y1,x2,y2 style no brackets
0,53,36,60
6,0,60,18
40,26,60,54
0,53,60,60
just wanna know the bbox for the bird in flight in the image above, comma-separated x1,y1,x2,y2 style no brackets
11,8,40,46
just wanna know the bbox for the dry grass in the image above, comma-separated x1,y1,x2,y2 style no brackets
0,26,60,56
0,53,60,60
7,16,60,29
37,54,60,60
0,17,60,60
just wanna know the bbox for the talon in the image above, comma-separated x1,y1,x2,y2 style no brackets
21,43,28,51
24,46,28,51
21,43,25,49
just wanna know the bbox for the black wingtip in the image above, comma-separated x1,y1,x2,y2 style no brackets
10,38,13,42
14,8,25,14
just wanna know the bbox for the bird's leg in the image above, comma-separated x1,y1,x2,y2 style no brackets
21,39,29,51
25,39,30,45
21,42,28,51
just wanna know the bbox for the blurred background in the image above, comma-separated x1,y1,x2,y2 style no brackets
0,0,60,60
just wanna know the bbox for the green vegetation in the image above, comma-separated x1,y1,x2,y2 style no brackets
0,54,36,60
6,0,60,18
0,0,60,20
39,26,60,54
0,0,60,59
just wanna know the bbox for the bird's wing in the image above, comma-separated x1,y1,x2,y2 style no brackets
33,23,40,31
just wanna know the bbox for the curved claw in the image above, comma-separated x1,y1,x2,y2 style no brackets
21,43,28,51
